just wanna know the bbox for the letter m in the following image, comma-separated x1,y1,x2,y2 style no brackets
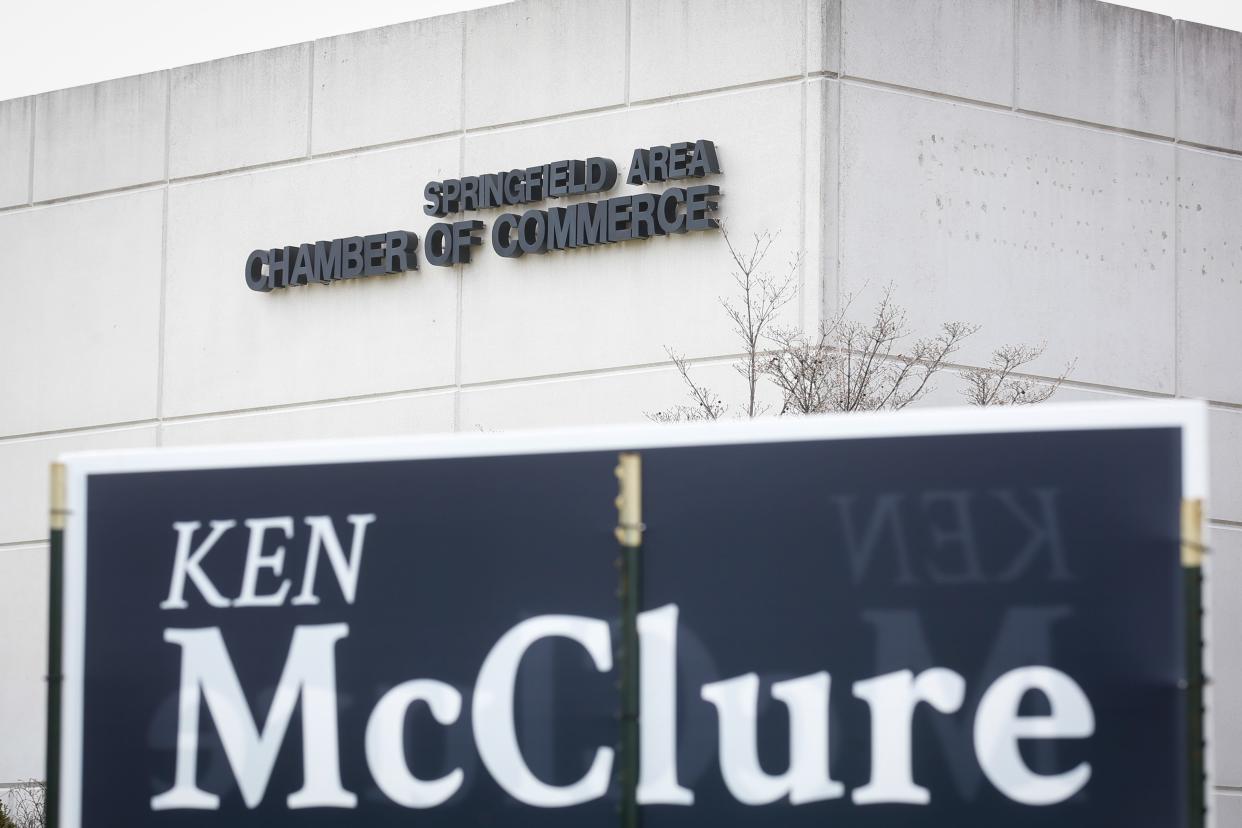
150,624,355,811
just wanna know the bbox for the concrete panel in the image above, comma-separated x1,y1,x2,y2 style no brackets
1178,148,1242,405
1211,527,1242,788
1178,22,1242,153
458,82,812,384
170,44,310,179
162,141,461,418
1218,790,1242,827
840,84,1175,393
461,360,781,430
312,15,463,155
0,543,48,784
629,0,806,103
33,72,167,201
0,190,164,436
1211,406,1242,524
843,0,1014,106
0,426,157,545
0,96,31,208
162,392,456,445
463,0,626,129
1017,0,1174,136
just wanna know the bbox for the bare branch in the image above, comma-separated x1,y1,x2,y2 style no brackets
718,225,799,418
962,343,1075,406
655,228,1072,422
4,780,45,828
645,347,726,422
760,282,983,415
645,404,725,423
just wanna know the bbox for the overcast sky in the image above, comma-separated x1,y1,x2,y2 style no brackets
1,0,1239,102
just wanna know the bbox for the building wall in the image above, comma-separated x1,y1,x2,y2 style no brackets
1,0,1241,816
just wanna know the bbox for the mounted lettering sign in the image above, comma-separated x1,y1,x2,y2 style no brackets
48,401,1209,828
243,139,722,290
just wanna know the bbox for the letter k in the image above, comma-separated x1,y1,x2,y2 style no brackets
160,520,236,609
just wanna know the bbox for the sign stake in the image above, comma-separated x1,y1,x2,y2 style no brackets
615,452,642,828
47,463,66,828
1182,498,1206,828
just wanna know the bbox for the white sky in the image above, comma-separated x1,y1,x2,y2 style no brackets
0,0,1239,102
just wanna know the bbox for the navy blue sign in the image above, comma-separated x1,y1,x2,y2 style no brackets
52,406,1205,827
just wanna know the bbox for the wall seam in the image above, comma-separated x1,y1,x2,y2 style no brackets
164,386,459,425
163,71,171,182
453,271,465,431
0,540,50,552
1010,103,1176,142
821,80,833,331
7,181,167,211
155,189,169,448
452,13,468,432
1011,0,1019,111
802,0,810,77
26,96,35,205
798,0,809,331
1179,139,1242,159
0,421,160,444
624,0,632,106
155,71,173,448
628,75,805,108
0,385,460,443
834,0,844,320
1173,21,1181,399
305,43,315,157
821,0,831,71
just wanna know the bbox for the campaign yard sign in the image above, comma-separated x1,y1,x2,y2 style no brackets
48,401,1209,828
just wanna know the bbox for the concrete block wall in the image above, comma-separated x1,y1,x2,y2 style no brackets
0,0,1240,816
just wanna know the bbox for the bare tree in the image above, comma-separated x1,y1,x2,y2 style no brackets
764,287,977,414
3,781,45,828
647,227,797,422
719,229,798,418
650,232,1070,421
646,348,728,422
961,344,1076,406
